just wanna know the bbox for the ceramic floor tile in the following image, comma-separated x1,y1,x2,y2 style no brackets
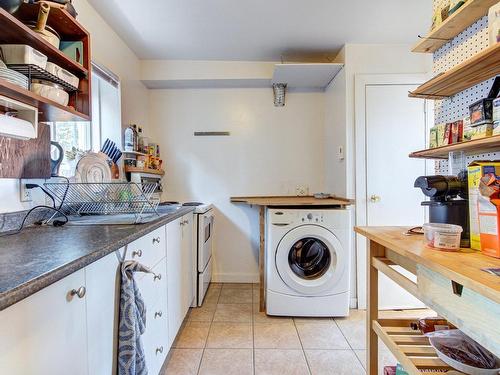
354,340,397,374
188,304,217,322
198,349,253,375
294,317,334,324
209,282,223,290
173,322,210,349
218,288,253,304
253,304,293,325
163,349,202,375
206,322,253,349
296,322,350,349
305,349,365,375
254,349,310,375
334,310,366,349
221,283,253,290
254,322,302,349
204,287,221,305
213,303,252,323
252,288,260,302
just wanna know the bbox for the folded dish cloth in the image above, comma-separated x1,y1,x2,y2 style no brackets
118,260,152,375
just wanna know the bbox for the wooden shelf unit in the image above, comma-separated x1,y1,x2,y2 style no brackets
124,167,165,176
410,43,500,99
412,0,499,53
374,319,454,374
409,135,500,159
0,5,91,121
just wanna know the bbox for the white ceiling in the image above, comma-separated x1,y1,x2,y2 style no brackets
87,0,432,61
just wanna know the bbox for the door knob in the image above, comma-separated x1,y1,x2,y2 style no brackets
132,249,143,258
70,286,86,299
370,195,381,203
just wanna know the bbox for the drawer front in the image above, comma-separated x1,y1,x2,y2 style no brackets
126,226,166,269
417,265,500,357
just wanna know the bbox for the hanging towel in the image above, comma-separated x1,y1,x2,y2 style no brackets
118,260,152,375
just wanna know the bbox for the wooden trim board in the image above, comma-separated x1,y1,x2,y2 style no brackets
230,195,354,206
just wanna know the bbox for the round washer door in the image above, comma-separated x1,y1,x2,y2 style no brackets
275,225,346,295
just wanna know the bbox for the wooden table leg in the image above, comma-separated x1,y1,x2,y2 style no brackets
259,206,266,312
367,240,385,375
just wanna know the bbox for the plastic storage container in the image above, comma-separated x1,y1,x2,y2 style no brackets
45,62,79,89
31,79,69,106
0,45,48,70
423,223,463,251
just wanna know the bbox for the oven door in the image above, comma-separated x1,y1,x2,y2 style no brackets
198,210,214,272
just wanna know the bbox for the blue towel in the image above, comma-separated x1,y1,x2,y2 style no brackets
118,261,152,375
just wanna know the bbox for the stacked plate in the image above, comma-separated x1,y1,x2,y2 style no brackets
0,64,29,90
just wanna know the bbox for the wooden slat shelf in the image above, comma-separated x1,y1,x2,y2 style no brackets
412,0,498,53
409,43,500,99
409,135,500,159
0,8,88,77
0,78,89,122
230,195,354,206
124,167,165,176
373,319,454,375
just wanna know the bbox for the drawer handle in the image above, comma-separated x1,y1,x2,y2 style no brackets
153,237,161,244
132,249,143,258
154,273,162,281
154,311,163,318
156,346,164,355
452,281,463,297
70,286,86,299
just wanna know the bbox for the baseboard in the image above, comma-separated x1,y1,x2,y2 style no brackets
212,272,259,283
350,297,358,309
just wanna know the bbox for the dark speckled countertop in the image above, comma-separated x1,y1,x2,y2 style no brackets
0,207,194,311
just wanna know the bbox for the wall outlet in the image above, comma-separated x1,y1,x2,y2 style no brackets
20,181,33,202
296,185,309,196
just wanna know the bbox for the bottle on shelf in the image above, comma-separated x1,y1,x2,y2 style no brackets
132,124,138,151
124,125,135,152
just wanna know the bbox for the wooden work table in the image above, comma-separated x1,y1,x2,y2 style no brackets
231,195,353,311
355,226,500,375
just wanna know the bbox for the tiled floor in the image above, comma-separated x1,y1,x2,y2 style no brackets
164,283,433,375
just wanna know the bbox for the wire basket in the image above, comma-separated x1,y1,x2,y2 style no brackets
44,182,160,220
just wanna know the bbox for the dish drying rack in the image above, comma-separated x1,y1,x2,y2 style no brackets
44,182,160,221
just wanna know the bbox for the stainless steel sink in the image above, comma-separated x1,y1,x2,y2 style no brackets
66,204,182,225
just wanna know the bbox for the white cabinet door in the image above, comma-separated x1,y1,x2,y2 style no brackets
86,249,123,375
181,214,194,313
166,216,183,348
0,270,88,375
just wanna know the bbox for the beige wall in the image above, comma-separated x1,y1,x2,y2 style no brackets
148,88,326,282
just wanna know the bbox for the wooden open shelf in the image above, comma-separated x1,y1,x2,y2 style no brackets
0,8,88,77
409,135,500,159
125,167,165,176
410,43,500,99
374,319,454,375
0,78,89,122
0,5,91,121
412,0,498,53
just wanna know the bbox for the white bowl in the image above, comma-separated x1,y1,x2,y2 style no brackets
429,336,500,375
31,81,69,106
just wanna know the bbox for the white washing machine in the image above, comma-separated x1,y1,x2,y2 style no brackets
266,207,353,317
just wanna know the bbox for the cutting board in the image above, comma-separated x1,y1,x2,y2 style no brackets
0,123,51,178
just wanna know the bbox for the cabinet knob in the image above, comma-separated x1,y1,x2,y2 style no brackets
154,311,163,319
156,346,164,355
132,249,143,258
70,286,86,299
153,237,161,244
180,221,184,226
184,220,189,225
154,273,162,281
370,195,381,203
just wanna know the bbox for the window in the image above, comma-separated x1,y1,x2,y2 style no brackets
50,63,121,177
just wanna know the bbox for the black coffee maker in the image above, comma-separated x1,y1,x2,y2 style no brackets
414,174,470,247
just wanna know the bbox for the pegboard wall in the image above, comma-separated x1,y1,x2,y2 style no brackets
432,0,500,175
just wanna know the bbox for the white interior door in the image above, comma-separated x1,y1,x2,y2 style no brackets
356,76,432,310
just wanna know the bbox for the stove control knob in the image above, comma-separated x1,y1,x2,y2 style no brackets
307,213,313,220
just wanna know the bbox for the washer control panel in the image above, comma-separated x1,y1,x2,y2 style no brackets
301,212,324,223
